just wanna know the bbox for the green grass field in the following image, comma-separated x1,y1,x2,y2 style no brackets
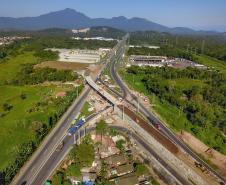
0,52,39,84
73,102,95,124
167,78,206,90
119,70,193,131
195,55,226,74
0,50,78,170
120,70,226,155
0,85,74,170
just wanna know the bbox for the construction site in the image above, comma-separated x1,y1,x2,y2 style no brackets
50,48,110,63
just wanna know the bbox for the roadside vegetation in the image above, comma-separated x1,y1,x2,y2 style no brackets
125,32,226,156
9,64,77,85
51,120,160,185
51,135,94,185
0,84,84,182
24,36,117,51
0,33,117,184
129,31,226,62
128,45,193,60
120,65,226,155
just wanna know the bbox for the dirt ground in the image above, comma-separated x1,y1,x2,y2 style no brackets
35,61,90,71
117,105,179,154
179,131,226,177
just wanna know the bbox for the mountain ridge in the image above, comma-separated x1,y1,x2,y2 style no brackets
0,8,222,35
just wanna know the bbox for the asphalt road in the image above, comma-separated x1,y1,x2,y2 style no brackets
12,37,124,185
111,126,190,185
109,35,226,184
14,87,91,185
22,120,190,185
12,34,225,185
30,107,109,185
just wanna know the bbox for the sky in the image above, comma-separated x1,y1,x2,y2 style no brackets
0,0,226,31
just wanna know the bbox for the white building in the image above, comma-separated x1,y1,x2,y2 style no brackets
72,28,90,34
129,55,167,67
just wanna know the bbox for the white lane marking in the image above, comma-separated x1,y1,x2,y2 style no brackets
44,149,47,154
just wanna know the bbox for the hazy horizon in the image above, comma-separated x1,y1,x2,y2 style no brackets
0,0,226,32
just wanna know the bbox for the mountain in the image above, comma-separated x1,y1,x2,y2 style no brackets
0,8,221,35
92,16,169,33
0,8,91,30
75,26,126,39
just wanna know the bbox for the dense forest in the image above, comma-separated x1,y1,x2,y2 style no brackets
126,65,226,154
25,36,117,50
129,31,226,62
128,46,193,60
9,64,78,85
0,41,24,61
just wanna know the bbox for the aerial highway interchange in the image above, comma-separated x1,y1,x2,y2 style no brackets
12,34,226,185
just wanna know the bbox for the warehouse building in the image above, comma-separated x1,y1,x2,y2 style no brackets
129,55,167,67
129,55,207,69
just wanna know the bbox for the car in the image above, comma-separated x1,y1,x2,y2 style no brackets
155,123,161,130
56,141,64,152
21,181,27,185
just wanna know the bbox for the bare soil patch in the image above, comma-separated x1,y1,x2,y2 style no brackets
35,61,90,71
179,131,226,177
118,105,179,154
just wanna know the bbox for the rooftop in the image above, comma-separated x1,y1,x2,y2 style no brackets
114,173,139,185
105,154,128,167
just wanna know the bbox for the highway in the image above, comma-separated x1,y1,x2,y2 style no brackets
30,107,110,185
18,115,190,185
111,126,190,185
12,33,225,185
12,37,124,185
13,87,91,185
108,34,226,184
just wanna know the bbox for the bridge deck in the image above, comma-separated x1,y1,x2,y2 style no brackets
85,76,118,105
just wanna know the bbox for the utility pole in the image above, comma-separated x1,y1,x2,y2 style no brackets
175,36,178,45
186,44,190,53
137,98,139,113
73,134,76,144
201,40,205,54
122,105,125,122
165,39,168,45
78,130,81,145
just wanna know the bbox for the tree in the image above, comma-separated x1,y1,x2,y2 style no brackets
2,103,13,111
96,120,108,133
96,120,108,141
134,163,149,176
65,164,81,177
51,171,66,185
184,85,201,99
20,93,27,100
116,140,126,152
70,135,94,167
